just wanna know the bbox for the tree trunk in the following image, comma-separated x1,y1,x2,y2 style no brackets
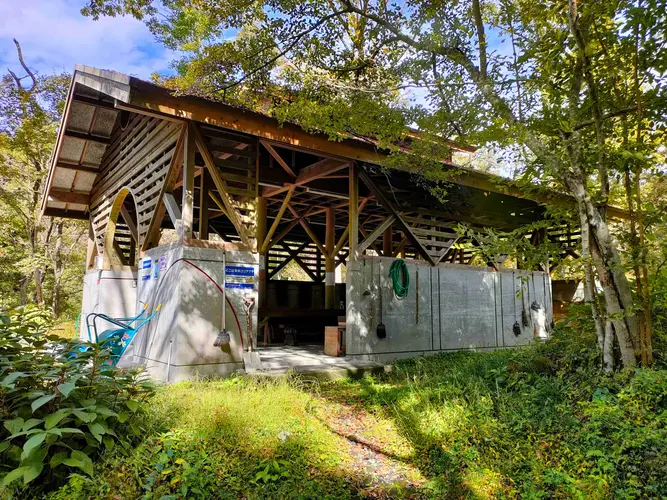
589,231,637,368
51,220,64,318
563,165,638,366
603,320,615,373
579,205,605,353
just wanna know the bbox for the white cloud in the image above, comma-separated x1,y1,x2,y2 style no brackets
0,0,177,79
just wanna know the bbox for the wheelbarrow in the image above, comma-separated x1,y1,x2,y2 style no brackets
75,303,162,366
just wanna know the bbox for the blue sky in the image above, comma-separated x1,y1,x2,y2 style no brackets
0,0,176,80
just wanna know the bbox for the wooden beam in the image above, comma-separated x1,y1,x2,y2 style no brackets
359,225,384,256
261,158,350,198
112,240,128,266
392,236,408,257
64,130,110,145
120,204,138,242
191,123,251,247
142,124,187,251
266,218,300,251
48,189,90,205
261,141,296,177
114,100,185,123
383,224,393,256
332,223,349,258
279,242,319,282
73,94,116,109
86,220,96,269
358,216,396,255
181,123,196,239
163,192,182,230
325,207,335,308
358,169,435,265
129,84,629,220
42,207,89,220
199,168,211,239
208,192,229,218
287,204,327,256
349,163,359,262
260,185,295,254
268,241,308,278
296,159,350,185
55,161,100,175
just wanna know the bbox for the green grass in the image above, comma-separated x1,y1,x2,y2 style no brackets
47,327,667,499
47,319,79,340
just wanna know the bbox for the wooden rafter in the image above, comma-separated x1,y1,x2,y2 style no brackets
392,236,408,257
48,189,90,205
358,169,435,265
208,192,229,218
142,124,187,251
262,158,350,198
267,218,300,251
358,216,396,255
55,161,100,175
332,223,350,258
268,241,307,277
120,204,138,242
112,240,128,266
287,204,327,256
260,186,295,254
192,123,251,247
261,140,296,177
279,242,319,282
163,192,182,231
64,130,110,145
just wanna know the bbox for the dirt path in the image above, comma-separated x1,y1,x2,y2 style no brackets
316,402,427,498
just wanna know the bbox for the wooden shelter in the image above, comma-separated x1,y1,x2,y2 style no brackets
42,66,625,355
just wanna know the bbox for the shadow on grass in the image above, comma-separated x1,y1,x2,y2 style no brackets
51,376,427,499
308,351,523,499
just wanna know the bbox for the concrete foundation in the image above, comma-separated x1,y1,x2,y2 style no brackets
118,243,259,382
79,268,137,340
85,248,552,381
345,256,552,364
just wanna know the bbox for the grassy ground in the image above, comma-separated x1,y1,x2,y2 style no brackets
48,327,667,499
47,320,78,340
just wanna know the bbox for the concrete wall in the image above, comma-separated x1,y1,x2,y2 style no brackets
346,256,552,363
119,243,259,382
79,268,137,341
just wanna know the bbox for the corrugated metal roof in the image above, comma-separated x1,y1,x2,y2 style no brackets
42,70,120,219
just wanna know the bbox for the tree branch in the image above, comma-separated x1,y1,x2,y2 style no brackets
7,39,37,94
572,105,639,131
214,9,353,92
472,0,488,80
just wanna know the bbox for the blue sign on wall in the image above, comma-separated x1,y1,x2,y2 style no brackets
224,265,255,289
225,282,254,289
225,265,254,277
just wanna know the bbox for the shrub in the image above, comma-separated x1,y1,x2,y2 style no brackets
0,306,155,497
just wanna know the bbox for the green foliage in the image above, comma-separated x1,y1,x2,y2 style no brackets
0,306,155,497
0,72,86,317
44,322,667,499
49,376,355,499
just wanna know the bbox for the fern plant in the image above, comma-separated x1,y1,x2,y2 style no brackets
0,306,154,495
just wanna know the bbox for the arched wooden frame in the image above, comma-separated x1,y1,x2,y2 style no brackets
103,186,139,270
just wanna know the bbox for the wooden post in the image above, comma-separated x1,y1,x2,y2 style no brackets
199,168,211,240
257,197,267,307
383,224,393,257
181,122,196,240
325,207,335,308
86,219,96,269
349,163,359,262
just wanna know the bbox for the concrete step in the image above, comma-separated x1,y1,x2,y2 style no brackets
246,361,389,380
